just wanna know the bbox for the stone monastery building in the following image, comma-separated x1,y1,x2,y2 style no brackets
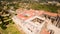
12,8,60,34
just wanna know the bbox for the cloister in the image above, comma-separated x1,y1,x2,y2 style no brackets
12,9,60,34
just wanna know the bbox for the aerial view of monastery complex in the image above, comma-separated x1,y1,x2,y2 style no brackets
0,0,60,34
12,8,60,34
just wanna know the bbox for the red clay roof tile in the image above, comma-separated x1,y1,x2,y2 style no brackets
16,9,60,20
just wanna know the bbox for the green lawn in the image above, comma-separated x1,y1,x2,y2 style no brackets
0,23,21,34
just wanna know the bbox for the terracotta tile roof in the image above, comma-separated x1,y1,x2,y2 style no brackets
40,28,50,34
44,11,57,17
16,9,35,20
16,9,60,20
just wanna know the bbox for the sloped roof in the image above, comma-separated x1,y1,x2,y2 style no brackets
44,11,57,17
16,9,36,20
40,28,50,34
16,9,60,20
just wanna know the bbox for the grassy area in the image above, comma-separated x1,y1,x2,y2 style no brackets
0,23,22,34
30,3,59,13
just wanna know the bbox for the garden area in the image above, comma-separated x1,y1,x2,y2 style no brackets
0,23,22,34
